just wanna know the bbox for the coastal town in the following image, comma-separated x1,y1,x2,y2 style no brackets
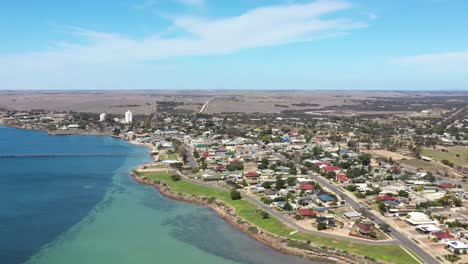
1,100,467,264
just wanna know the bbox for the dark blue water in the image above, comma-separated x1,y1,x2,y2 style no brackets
0,126,144,264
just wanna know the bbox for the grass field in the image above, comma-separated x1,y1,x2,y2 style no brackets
422,148,468,167
400,159,439,170
160,153,178,161
145,172,419,264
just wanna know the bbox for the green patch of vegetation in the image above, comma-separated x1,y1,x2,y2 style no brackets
144,172,419,264
422,148,468,167
160,153,178,161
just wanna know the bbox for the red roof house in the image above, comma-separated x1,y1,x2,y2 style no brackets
376,195,396,201
336,174,351,183
356,223,374,235
299,183,314,191
215,165,226,171
323,166,340,172
438,183,455,189
432,231,454,240
244,172,260,178
298,209,317,217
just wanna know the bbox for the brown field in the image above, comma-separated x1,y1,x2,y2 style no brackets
0,90,465,114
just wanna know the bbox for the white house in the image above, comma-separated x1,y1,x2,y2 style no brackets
445,241,468,254
406,212,434,225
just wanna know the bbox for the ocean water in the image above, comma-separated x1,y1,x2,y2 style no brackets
0,126,318,264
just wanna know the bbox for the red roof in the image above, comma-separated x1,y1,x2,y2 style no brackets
245,172,259,178
336,174,351,183
298,209,317,217
323,166,340,172
432,231,454,239
376,195,396,201
356,223,373,233
438,183,455,189
315,161,331,166
215,165,225,171
202,153,213,158
299,183,314,190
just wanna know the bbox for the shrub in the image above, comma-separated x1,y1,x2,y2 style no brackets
230,189,242,200
171,174,181,181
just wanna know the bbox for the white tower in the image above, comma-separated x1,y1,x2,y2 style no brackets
99,113,106,122
125,110,133,124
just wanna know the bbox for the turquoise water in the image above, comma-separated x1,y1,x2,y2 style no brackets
0,126,317,264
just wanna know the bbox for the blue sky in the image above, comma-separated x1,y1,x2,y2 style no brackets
0,0,467,90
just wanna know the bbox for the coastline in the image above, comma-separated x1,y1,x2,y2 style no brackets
0,121,383,264
130,172,387,264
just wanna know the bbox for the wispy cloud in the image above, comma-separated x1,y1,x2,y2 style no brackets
392,51,468,72
177,0,204,7
0,0,365,89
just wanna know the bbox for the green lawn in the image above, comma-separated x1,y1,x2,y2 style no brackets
160,153,178,161
400,159,438,170
422,148,468,167
145,172,419,264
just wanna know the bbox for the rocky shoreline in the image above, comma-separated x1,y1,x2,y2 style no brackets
131,172,388,264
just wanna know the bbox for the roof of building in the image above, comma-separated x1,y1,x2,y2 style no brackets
432,231,454,239
318,194,335,202
445,241,468,249
244,172,259,177
299,183,314,190
356,223,373,233
323,166,340,171
298,209,317,217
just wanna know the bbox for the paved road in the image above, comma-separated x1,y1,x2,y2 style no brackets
184,145,198,169
260,142,438,263
172,169,397,245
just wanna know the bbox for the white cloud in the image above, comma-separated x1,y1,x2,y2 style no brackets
177,0,204,7
392,51,468,72
0,0,365,89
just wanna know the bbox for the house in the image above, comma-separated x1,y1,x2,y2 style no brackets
376,195,397,202
356,223,374,236
323,166,340,172
318,194,336,203
336,174,352,184
298,209,317,218
416,224,441,234
316,216,336,227
432,231,454,241
406,212,434,225
344,211,362,220
244,172,260,180
299,183,314,191
445,241,468,254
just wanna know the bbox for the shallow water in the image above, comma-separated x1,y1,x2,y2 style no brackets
0,126,319,264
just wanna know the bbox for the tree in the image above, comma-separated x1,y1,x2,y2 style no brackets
398,190,409,198
317,222,327,231
230,189,242,200
378,201,387,214
275,176,286,190
260,211,270,219
262,181,273,189
171,174,181,181
193,150,200,159
358,153,372,166
287,177,297,187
